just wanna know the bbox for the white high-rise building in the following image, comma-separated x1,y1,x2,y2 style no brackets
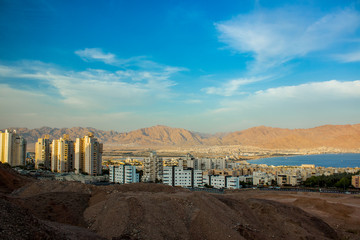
142,151,163,182
109,165,139,184
51,139,59,172
0,129,27,166
75,133,103,176
35,136,51,169
51,135,74,173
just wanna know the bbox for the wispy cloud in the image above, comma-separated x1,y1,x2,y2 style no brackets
203,77,266,96
215,7,360,72
334,50,360,62
75,48,118,64
0,58,185,111
205,80,360,129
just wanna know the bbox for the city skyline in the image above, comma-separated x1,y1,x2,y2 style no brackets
1,0,360,133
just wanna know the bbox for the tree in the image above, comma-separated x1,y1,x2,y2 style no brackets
335,177,351,190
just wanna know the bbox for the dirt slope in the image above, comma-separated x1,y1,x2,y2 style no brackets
2,164,360,239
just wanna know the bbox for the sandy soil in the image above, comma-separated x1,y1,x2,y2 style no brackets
1,163,359,240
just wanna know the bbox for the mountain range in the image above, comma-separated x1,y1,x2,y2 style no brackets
4,124,360,149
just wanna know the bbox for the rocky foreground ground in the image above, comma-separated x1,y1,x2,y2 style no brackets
0,164,359,240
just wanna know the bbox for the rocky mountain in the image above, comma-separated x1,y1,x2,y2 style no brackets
221,124,360,149
3,124,360,149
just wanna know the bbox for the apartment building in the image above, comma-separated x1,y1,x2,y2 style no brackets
163,166,202,188
109,165,139,184
277,174,301,186
187,158,226,170
253,171,275,185
142,151,163,182
352,175,360,188
203,175,240,189
34,136,51,169
52,135,75,173
0,129,27,166
75,133,103,176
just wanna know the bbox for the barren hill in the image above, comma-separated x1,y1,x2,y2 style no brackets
3,163,359,239
4,124,360,149
221,124,360,149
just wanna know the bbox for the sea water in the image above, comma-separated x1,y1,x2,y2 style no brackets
249,153,360,168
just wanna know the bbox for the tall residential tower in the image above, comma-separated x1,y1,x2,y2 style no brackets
51,134,74,173
75,133,103,176
0,129,27,166
35,135,51,169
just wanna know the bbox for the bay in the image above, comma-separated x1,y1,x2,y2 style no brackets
249,153,360,168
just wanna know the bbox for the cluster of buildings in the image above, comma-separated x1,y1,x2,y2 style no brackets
0,129,103,177
0,130,27,166
2,129,359,190
109,152,241,189
34,133,103,175
109,152,360,190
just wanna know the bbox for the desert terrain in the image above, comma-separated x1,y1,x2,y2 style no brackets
6,124,360,152
1,163,359,240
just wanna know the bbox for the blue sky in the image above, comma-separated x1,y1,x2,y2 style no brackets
0,0,360,133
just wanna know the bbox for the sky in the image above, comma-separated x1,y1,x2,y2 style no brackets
0,0,360,133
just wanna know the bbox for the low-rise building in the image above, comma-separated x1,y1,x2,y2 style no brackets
109,165,139,184
203,175,240,189
352,175,360,188
163,166,202,188
277,174,301,186
253,171,275,185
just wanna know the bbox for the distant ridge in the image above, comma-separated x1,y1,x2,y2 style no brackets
3,124,360,149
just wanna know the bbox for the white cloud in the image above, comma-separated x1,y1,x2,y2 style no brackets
75,48,117,64
334,51,360,62
205,80,360,130
215,7,360,71
0,59,184,111
203,77,265,96
0,83,138,130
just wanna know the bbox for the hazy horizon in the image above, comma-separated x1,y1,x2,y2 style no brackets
2,123,360,136
1,1,360,133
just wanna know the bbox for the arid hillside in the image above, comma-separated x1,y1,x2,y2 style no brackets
1,163,360,239
221,124,360,149
4,123,360,149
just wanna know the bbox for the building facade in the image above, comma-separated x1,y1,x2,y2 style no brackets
51,135,75,173
109,165,139,184
352,175,360,188
75,133,103,176
35,136,51,169
142,151,163,182
203,175,240,189
163,166,202,188
0,129,27,166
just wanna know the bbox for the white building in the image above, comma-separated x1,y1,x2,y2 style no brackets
51,135,75,173
0,129,27,166
203,175,240,189
109,165,139,184
187,158,226,170
142,151,163,182
35,136,51,169
75,133,103,176
163,166,202,188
